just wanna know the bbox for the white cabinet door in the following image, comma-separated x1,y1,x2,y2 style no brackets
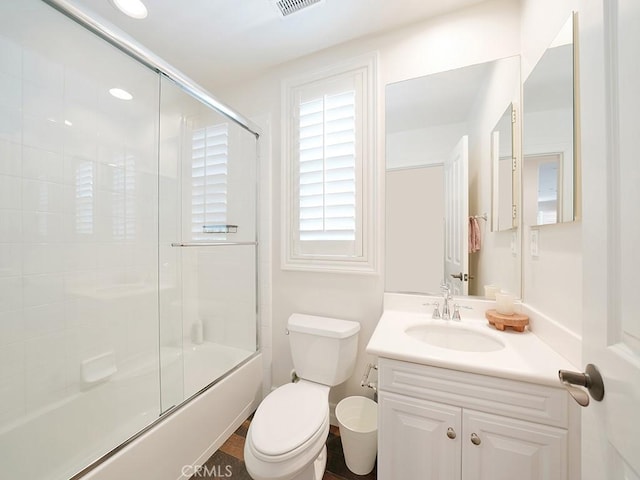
378,391,461,480
462,410,568,480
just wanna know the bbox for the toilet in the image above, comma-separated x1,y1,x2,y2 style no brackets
244,313,360,480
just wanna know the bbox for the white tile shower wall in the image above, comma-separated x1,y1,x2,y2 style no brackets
0,23,161,427
178,117,258,355
215,0,521,406
190,248,257,351
0,340,25,425
0,139,21,177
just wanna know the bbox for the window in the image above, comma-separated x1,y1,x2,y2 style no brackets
75,161,94,235
299,90,356,243
282,54,377,273
112,155,136,241
190,123,228,241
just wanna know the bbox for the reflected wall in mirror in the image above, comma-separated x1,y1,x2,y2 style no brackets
492,103,516,232
523,14,576,226
385,56,521,297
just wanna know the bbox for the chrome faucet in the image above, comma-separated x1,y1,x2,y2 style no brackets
440,283,452,320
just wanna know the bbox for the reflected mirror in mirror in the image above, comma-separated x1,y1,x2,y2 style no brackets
385,56,521,298
492,104,516,232
523,14,576,226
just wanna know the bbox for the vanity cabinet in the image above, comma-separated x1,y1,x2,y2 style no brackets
378,358,572,480
379,392,462,478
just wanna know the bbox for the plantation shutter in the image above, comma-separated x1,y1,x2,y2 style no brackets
191,123,228,240
75,161,94,235
299,90,356,240
293,73,364,257
112,156,135,240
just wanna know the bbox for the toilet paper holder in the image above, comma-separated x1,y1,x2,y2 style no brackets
360,362,378,392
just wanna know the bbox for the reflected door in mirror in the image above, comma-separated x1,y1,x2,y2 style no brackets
523,153,562,226
444,136,469,296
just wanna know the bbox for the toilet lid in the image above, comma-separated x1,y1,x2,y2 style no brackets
250,383,328,457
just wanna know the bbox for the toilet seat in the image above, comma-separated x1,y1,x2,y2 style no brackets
249,382,329,462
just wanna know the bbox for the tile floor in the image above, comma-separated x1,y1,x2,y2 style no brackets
189,416,377,480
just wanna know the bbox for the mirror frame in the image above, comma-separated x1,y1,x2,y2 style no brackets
491,102,519,232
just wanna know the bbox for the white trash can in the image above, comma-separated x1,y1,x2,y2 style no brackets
335,396,378,475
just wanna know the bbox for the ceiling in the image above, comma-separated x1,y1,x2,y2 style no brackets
69,0,488,90
386,61,494,134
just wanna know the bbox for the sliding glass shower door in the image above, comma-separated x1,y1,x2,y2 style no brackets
158,76,258,411
0,1,161,477
0,1,258,478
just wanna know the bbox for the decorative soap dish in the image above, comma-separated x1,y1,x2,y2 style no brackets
485,310,529,332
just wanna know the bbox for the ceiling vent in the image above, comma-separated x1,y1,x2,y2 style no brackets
275,0,324,17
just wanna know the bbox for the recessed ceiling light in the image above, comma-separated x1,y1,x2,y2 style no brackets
109,88,133,100
111,0,148,19
64,120,73,126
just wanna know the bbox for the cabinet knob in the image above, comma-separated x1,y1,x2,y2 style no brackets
470,433,481,445
446,427,456,439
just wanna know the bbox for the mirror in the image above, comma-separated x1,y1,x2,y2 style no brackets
385,56,521,297
492,104,516,232
523,14,576,226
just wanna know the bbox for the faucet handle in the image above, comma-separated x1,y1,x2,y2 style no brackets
452,304,472,321
423,302,441,319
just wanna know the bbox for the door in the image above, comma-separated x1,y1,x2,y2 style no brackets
444,135,469,295
378,392,461,480
581,2,640,479
523,153,563,226
462,410,567,480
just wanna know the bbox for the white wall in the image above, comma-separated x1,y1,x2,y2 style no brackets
520,0,582,364
217,0,522,408
386,123,467,169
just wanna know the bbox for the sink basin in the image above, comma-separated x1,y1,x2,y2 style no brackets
405,324,505,352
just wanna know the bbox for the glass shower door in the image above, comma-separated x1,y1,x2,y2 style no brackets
0,1,161,478
158,76,258,410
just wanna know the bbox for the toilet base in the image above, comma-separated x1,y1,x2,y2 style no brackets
245,431,329,480
291,445,327,480
313,445,327,480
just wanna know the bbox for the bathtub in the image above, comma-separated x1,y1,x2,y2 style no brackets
0,344,262,480
181,342,256,398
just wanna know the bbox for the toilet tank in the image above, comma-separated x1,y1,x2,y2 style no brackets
288,314,360,386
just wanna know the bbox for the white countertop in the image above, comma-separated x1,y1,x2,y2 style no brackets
366,308,578,388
